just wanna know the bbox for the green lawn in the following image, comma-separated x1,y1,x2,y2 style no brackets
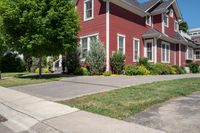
0,72,61,87
60,78,200,120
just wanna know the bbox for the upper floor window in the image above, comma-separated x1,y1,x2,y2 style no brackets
164,15,169,27
117,34,126,54
187,47,193,60
195,50,200,60
169,9,174,18
80,34,98,59
133,38,140,62
161,42,170,63
146,16,152,26
84,0,94,21
174,21,179,32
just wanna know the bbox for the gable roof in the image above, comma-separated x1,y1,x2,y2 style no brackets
74,0,182,19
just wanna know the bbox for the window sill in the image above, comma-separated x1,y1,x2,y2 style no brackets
84,17,94,22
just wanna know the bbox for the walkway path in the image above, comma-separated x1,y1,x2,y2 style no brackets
11,74,200,101
0,86,164,133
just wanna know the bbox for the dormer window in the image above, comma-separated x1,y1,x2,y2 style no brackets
146,15,152,26
170,9,174,18
174,21,179,32
164,15,169,27
84,0,94,21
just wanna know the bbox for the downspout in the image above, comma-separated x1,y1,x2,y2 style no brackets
106,0,110,72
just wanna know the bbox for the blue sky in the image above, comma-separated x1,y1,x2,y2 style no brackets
177,0,200,29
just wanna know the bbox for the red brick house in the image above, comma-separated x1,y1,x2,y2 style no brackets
74,0,200,71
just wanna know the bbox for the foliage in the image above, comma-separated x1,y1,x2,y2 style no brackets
138,57,150,69
86,40,105,75
179,21,189,33
74,67,90,76
172,65,186,74
1,0,80,76
103,71,112,76
35,68,49,73
124,65,138,76
124,65,150,76
66,48,80,74
137,65,150,75
110,51,126,74
188,62,200,73
149,63,176,75
1,52,26,72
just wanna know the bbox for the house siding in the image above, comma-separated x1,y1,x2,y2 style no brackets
109,3,148,64
153,14,162,33
77,0,106,46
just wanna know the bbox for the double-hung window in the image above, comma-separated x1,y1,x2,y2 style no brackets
84,0,94,21
80,34,98,59
144,40,153,62
133,38,140,62
162,42,170,63
195,50,200,60
164,15,169,27
146,15,152,26
117,34,126,54
174,21,179,32
187,47,193,60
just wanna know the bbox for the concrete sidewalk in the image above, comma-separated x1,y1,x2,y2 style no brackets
0,86,165,133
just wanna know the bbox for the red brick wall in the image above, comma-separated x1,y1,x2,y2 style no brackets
76,0,106,46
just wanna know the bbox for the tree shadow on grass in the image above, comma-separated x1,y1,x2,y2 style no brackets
16,73,79,80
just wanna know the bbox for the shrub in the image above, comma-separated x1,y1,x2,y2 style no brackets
124,65,138,76
86,40,105,75
149,63,175,75
34,68,49,73
103,71,112,76
110,51,126,74
137,65,150,75
66,48,80,74
188,62,200,73
1,52,26,72
172,65,186,74
124,65,150,75
138,57,150,69
74,67,90,76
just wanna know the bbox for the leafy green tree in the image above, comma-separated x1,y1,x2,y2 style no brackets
86,40,105,75
0,0,80,77
179,21,189,33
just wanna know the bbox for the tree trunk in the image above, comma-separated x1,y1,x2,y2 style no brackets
39,57,42,78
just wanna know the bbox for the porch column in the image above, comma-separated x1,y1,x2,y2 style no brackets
179,43,181,66
154,37,157,63
106,0,110,72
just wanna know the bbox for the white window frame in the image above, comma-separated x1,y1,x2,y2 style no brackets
174,21,179,32
195,50,200,60
146,15,152,26
84,0,94,21
80,33,99,59
144,39,154,62
117,34,126,54
164,15,169,27
170,9,174,18
161,42,170,63
186,46,193,60
133,38,140,62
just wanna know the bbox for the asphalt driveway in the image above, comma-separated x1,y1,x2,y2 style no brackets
126,92,200,133
11,74,200,101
